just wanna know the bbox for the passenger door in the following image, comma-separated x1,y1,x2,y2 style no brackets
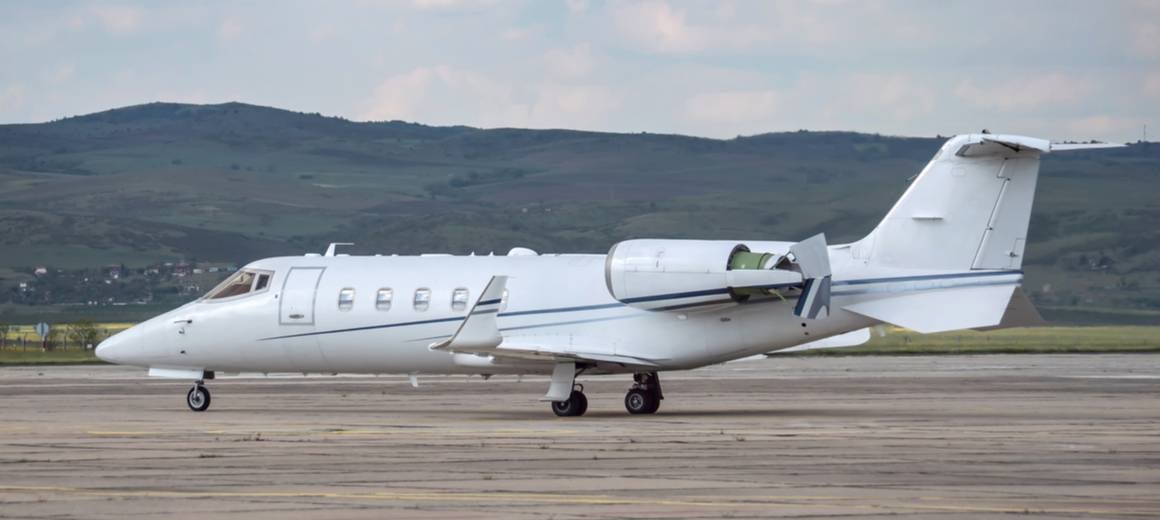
280,267,325,325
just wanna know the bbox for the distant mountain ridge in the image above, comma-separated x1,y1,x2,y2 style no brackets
1,101,1158,322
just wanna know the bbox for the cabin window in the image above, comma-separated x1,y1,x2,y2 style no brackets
413,288,430,311
451,288,469,311
376,288,393,311
338,288,355,311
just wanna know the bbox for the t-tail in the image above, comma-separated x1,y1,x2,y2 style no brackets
836,133,1124,332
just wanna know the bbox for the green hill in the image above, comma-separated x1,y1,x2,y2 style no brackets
1,102,1158,323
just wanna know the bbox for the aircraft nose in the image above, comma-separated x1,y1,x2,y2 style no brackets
96,326,142,365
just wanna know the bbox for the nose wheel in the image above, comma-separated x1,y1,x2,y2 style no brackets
186,382,211,412
550,385,588,417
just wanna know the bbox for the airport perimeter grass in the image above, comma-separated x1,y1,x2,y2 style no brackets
1,325,1158,365
0,349,101,365
787,326,1160,356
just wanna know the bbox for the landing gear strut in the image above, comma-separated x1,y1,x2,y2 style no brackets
551,384,588,417
624,372,662,415
186,380,211,412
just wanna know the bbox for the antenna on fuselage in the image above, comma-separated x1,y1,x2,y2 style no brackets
324,242,354,257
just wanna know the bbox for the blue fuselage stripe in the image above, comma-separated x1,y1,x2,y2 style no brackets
258,269,1022,341
831,269,1022,286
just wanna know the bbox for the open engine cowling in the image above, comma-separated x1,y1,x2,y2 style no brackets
604,239,805,311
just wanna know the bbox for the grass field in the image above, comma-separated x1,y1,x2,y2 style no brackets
0,349,101,365
2,325,1158,366
783,326,1160,356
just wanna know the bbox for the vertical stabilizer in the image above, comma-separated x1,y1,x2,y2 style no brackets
857,134,1054,271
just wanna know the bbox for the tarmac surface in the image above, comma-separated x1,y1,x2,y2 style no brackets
0,354,1158,519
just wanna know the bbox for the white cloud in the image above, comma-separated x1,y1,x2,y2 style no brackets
1062,115,1145,139
359,66,621,130
685,89,780,124
218,18,243,42
611,1,702,53
544,43,594,79
44,64,76,84
360,66,518,124
608,0,766,54
1144,73,1160,100
954,73,1095,112
1133,22,1160,58
410,0,500,11
843,73,936,121
90,5,143,34
0,85,26,113
565,0,589,14
606,0,929,55
308,24,336,44
501,27,529,41
528,84,621,128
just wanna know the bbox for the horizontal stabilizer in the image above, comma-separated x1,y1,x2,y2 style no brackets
955,134,1125,157
843,284,1016,333
974,287,1047,331
1049,142,1126,152
429,276,507,351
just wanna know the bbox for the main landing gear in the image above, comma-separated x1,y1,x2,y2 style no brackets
624,372,662,415
547,372,664,417
186,380,211,412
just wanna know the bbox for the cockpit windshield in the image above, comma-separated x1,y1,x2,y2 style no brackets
203,269,272,300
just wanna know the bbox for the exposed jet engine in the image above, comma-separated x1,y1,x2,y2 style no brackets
604,234,832,318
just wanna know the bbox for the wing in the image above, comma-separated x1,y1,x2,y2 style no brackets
430,276,661,370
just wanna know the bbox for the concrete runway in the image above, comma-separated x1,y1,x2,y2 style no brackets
0,355,1157,519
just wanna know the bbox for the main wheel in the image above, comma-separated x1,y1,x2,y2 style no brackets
624,389,659,415
551,390,588,417
186,385,211,412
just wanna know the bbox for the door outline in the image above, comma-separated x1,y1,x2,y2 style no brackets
280,267,325,325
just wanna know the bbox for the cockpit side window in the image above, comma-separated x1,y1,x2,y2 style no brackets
203,269,273,300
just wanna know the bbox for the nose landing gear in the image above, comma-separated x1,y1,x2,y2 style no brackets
186,381,211,412
624,372,662,415
551,384,588,417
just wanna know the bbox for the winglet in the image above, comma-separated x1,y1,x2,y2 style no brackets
429,276,507,351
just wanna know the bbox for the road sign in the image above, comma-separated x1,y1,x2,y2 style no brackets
35,322,50,338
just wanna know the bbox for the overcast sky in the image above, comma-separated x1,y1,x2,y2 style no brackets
1,1,1157,141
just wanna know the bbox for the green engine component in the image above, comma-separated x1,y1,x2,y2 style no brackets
727,249,785,300
728,251,775,270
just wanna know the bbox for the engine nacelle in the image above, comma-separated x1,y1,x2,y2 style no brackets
604,239,803,311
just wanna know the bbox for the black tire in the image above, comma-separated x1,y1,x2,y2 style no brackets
572,391,588,416
625,389,660,415
187,385,211,412
551,390,588,417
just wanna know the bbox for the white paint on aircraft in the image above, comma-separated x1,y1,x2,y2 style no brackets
94,133,1124,416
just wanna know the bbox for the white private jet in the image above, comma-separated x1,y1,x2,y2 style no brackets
96,133,1121,416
